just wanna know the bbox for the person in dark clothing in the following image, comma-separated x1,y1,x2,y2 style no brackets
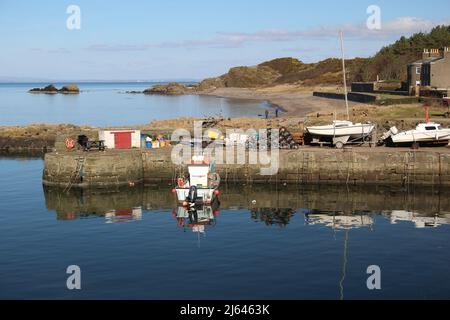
265,109,269,119
275,108,280,118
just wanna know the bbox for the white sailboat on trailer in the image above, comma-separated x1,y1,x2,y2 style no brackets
305,31,375,148
306,120,375,138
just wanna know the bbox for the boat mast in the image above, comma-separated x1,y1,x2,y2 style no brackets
339,30,350,121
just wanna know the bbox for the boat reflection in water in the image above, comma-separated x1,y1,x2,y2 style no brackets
43,184,450,230
173,204,220,234
305,210,374,230
304,209,450,230
302,208,450,299
385,210,450,229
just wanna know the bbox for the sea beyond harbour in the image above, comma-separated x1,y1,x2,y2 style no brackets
0,82,271,127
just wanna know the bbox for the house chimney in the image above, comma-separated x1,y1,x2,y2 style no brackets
430,48,441,58
444,47,450,58
422,49,430,59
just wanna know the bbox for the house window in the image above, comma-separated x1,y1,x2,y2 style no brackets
416,67,421,75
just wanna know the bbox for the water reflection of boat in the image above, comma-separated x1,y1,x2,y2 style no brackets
43,184,450,231
303,208,371,300
386,210,450,229
173,204,220,247
173,205,220,233
305,210,374,230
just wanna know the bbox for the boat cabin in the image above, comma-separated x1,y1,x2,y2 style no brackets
416,123,442,131
332,120,354,128
188,164,210,188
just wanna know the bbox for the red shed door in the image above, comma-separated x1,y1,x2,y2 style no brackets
113,132,132,149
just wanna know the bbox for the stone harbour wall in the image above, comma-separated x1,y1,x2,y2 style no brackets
43,150,144,188
42,148,450,188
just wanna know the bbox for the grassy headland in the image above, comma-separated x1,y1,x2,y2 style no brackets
154,25,450,126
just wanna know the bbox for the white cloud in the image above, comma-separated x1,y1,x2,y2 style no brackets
381,17,439,36
85,17,448,52
218,17,447,42
300,16,443,39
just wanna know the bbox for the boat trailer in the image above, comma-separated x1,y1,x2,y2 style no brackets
309,130,376,149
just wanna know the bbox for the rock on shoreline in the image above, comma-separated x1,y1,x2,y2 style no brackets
143,82,195,95
29,84,80,94
0,124,94,153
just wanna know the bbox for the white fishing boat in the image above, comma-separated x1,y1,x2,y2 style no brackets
389,122,450,145
306,121,375,138
172,155,220,207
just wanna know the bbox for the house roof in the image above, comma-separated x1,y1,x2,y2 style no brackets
409,56,443,66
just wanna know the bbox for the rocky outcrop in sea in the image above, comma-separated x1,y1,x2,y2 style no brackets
29,84,80,94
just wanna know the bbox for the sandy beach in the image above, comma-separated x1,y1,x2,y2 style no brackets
198,85,363,118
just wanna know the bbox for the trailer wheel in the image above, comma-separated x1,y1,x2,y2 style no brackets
335,141,344,149
411,142,420,150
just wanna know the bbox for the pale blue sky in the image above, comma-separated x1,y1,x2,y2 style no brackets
0,0,449,80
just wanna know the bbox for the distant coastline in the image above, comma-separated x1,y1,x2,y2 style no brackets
0,79,200,84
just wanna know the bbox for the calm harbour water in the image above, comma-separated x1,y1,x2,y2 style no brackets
1,157,450,300
0,82,270,126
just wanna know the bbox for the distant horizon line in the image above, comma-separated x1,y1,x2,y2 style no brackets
0,79,201,84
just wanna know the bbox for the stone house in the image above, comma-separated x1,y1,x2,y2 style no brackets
407,48,450,94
